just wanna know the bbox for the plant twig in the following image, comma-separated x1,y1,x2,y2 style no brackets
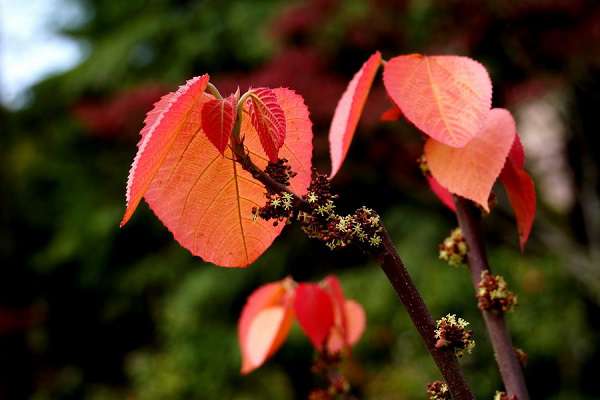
453,196,530,400
233,146,475,399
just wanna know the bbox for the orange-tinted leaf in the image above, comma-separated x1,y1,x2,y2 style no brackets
380,104,404,122
425,108,516,210
201,91,238,154
426,175,456,212
500,136,536,250
121,75,210,227
294,283,334,349
142,88,312,267
383,54,492,147
329,51,382,178
238,280,294,374
247,87,286,162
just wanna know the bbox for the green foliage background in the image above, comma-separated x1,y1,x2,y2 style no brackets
2,0,600,399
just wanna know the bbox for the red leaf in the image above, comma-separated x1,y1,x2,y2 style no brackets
132,87,311,267
201,91,238,154
329,51,382,178
238,280,294,374
294,283,335,349
247,87,287,162
121,75,210,227
425,108,516,210
426,175,457,212
380,104,404,122
383,54,492,147
500,136,536,250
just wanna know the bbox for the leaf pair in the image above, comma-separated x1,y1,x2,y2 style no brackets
328,52,536,248
238,276,366,374
121,75,313,267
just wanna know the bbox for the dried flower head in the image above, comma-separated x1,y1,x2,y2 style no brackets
494,390,517,400
439,228,468,267
427,380,451,400
435,314,475,357
477,271,518,313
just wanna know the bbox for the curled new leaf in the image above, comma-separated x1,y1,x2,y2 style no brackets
201,91,238,154
500,136,536,250
238,280,294,374
383,54,492,147
121,75,210,227
329,51,382,178
294,283,335,349
425,108,516,210
322,276,366,354
247,87,287,162
135,87,311,267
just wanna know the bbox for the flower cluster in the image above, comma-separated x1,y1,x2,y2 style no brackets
434,314,475,357
255,166,384,252
494,391,517,400
252,158,299,226
299,171,384,251
426,380,451,400
477,271,518,313
439,228,468,267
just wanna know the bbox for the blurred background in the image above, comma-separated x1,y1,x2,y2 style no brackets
2,0,600,398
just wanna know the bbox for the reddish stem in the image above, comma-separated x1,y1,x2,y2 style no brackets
453,196,530,400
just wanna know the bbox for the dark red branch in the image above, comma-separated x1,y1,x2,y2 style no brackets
233,147,475,399
378,229,474,400
453,196,530,400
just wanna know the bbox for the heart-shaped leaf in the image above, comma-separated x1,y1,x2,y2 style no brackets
294,283,334,349
201,91,238,154
247,87,287,162
425,108,516,210
329,51,382,178
383,54,492,147
500,136,536,250
121,75,210,227
134,88,311,267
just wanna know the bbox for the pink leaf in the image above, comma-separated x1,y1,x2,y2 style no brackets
238,280,294,374
329,51,382,178
500,136,536,250
425,108,516,210
140,88,312,267
294,283,335,349
201,91,238,154
426,175,457,212
247,87,287,162
344,300,366,346
383,54,492,147
121,75,210,227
